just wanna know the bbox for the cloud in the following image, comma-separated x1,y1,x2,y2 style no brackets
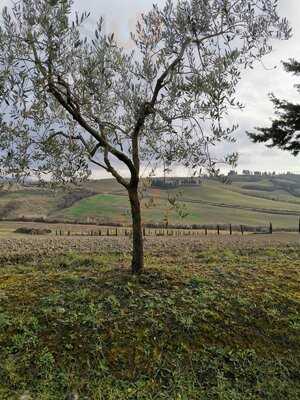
74,0,165,47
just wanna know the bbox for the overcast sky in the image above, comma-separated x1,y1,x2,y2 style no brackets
73,0,300,176
1,0,300,177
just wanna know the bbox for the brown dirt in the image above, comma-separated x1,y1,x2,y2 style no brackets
0,232,299,265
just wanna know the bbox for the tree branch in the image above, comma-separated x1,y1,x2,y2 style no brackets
27,34,136,185
89,158,109,172
103,144,129,188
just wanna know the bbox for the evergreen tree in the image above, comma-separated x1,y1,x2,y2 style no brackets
249,59,300,155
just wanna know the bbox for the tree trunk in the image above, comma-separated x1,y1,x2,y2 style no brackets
128,186,144,274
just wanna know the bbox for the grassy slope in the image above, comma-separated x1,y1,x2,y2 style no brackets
231,175,300,200
60,194,130,223
0,243,299,399
173,181,300,211
0,190,57,219
2,175,300,228
58,179,300,228
59,193,300,228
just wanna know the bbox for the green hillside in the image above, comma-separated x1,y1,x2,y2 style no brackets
1,175,300,229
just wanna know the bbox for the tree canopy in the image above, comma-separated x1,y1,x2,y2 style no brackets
249,59,300,155
0,0,291,183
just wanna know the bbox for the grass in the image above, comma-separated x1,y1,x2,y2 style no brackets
0,190,57,219
163,181,300,211
58,191,300,228
59,194,130,223
49,179,300,228
2,176,300,228
0,242,299,399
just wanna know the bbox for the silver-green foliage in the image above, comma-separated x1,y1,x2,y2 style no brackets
0,0,291,185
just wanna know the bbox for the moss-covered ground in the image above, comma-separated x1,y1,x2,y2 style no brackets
0,240,299,399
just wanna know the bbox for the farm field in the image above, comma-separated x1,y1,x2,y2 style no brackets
0,234,299,399
0,220,124,238
1,175,300,228
57,191,300,228
0,231,299,262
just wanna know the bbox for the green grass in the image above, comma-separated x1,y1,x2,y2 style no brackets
60,194,131,223
56,178,300,228
58,192,300,228
165,181,300,211
0,245,299,399
2,176,300,228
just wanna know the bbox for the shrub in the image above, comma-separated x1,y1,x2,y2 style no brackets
15,227,52,235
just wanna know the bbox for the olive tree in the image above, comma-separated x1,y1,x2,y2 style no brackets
0,0,290,273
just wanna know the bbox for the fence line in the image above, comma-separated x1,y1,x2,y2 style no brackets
54,219,300,237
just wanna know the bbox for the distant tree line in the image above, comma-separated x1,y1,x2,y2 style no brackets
227,170,297,177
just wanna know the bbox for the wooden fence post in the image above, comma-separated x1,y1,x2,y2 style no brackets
269,222,273,234
229,224,232,235
205,227,208,236
240,225,244,236
217,225,220,235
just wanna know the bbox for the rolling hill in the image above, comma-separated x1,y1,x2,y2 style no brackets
1,174,300,229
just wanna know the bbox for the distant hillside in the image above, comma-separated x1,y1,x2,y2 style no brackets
1,175,300,229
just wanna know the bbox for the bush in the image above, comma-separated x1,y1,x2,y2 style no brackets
57,189,96,210
15,227,52,235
